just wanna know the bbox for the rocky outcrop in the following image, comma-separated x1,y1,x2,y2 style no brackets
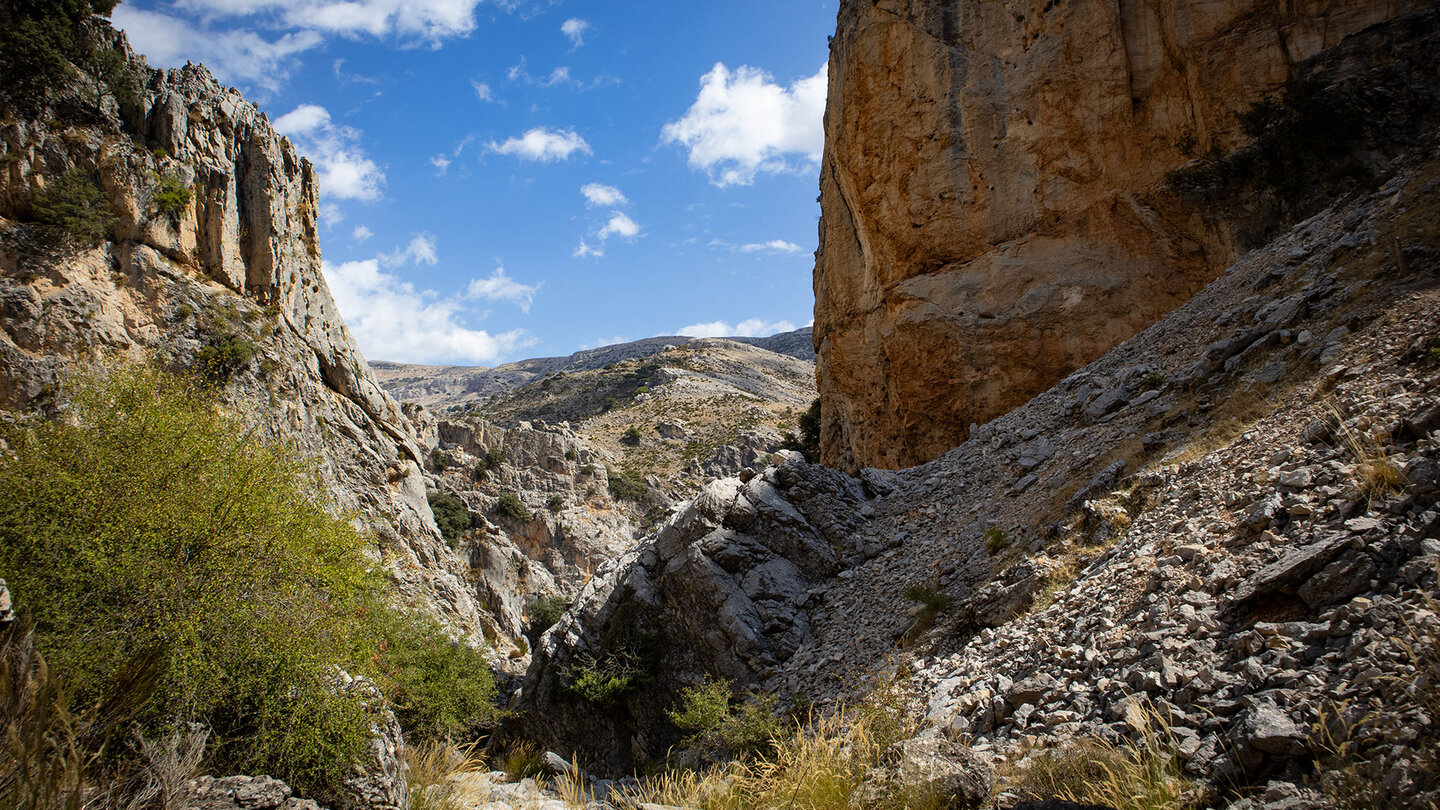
516,452,870,769
0,30,488,644
813,0,1428,472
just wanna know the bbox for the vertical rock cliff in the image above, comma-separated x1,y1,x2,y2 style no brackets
0,30,497,645
814,0,1422,471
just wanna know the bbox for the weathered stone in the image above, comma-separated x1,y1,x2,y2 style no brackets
850,737,992,809
812,0,1420,471
180,776,324,810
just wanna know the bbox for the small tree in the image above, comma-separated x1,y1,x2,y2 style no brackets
494,492,531,523
29,168,115,246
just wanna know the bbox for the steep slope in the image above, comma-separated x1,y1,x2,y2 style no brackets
519,58,1440,810
0,30,495,644
372,326,815,413
814,0,1429,472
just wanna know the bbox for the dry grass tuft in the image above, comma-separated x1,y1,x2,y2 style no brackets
996,701,1201,810
406,740,484,810
616,682,919,810
1328,404,1408,502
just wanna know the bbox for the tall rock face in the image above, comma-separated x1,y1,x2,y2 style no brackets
814,0,1421,471
0,30,493,645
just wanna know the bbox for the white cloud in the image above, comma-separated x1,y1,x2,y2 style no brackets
597,212,640,240
380,233,439,267
580,334,629,350
488,127,591,162
353,225,373,242
573,239,603,258
324,258,533,365
740,239,803,253
112,6,322,93
470,79,495,102
465,267,540,313
662,62,827,186
273,104,384,201
430,155,452,175
581,183,628,207
173,0,488,43
676,318,798,338
561,18,590,48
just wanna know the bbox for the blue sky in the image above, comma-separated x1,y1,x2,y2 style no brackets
112,0,837,366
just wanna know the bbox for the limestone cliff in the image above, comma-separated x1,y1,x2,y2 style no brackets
0,29,494,645
814,0,1425,471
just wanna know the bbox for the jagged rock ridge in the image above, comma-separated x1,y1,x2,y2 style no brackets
0,30,493,646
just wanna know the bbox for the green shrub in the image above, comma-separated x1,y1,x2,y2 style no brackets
567,652,647,706
429,447,448,471
194,334,256,383
494,492,531,522
152,171,192,219
622,425,643,445
984,527,1010,553
369,610,499,741
525,595,572,641
636,385,650,395
669,677,784,760
0,365,497,799
607,467,654,507
546,494,564,513
29,168,115,246
427,489,469,547
900,584,953,644
782,398,822,463
0,0,120,106
564,448,578,461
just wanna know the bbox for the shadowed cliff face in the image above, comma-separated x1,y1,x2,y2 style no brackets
813,0,1422,472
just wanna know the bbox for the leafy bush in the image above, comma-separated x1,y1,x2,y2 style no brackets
494,491,531,522
546,494,564,513
607,467,655,507
669,677,784,760
29,168,115,246
622,425,643,445
782,398,822,463
0,365,497,800
427,489,469,547
429,447,448,471
152,170,193,219
525,595,572,641
0,0,120,106
900,584,952,644
567,651,648,706
370,610,498,741
194,334,256,383
984,527,1010,553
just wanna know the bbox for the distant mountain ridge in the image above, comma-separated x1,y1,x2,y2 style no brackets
372,327,814,410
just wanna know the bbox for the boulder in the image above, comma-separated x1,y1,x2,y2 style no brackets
850,737,992,809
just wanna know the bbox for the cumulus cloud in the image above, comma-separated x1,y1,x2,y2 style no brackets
488,127,591,162
676,318,798,338
112,6,322,93
324,258,533,364
466,267,540,313
172,0,489,43
741,239,803,253
353,225,373,242
581,183,628,207
380,233,439,267
561,18,590,48
597,212,640,239
662,62,827,186
273,104,384,201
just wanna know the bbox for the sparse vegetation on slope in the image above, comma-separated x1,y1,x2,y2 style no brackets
0,365,498,802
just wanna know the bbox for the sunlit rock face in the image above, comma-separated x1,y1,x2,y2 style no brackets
813,0,1417,472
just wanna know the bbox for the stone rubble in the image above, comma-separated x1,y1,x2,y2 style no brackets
526,134,1440,807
